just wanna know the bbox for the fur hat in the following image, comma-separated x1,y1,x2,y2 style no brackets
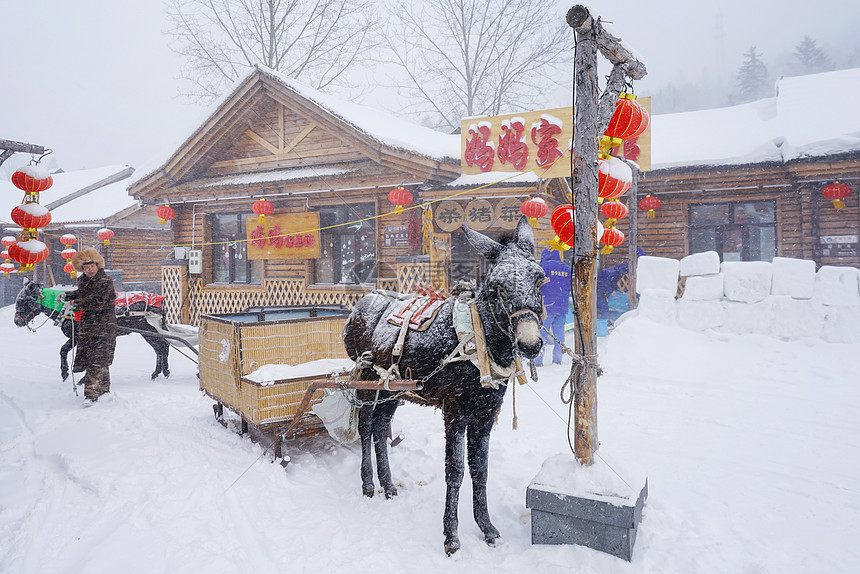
71,247,105,272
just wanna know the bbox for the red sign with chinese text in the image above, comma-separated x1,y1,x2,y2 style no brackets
246,212,321,260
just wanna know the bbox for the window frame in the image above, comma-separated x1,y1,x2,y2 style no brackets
210,213,262,285
688,199,777,262
312,203,377,286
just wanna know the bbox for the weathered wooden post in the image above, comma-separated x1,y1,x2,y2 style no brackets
526,5,649,561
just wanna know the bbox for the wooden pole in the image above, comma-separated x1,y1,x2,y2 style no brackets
627,163,640,309
566,5,646,466
0,139,47,167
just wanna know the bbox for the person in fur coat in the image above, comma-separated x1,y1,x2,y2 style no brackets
59,247,117,402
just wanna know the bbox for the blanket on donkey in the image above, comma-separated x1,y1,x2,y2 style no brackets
41,288,165,316
386,294,446,331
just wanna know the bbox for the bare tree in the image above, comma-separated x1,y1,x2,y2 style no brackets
166,0,381,101
382,0,571,131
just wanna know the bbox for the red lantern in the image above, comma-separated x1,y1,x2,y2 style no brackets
155,204,176,225
598,156,633,200
61,248,77,260
600,200,629,227
821,181,852,210
60,234,77,246
604,93,650,141
600,227,625,255
1,236,16,249
520,197,548,228
388,186,413,214
0,262,14,276
1,250,9,261
11,165,53,194
64,262,77,278
251,199,274,223
547,205,575,251
8,240,49,272
638,195,661,219
11,203,52,230
97,228,115,246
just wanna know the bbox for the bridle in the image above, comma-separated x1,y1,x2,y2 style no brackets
488,283,542,346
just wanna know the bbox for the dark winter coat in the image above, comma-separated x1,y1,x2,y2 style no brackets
65,269,117,372
540,248,571,313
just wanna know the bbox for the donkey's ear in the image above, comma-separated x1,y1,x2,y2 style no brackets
461,224,503,261
515,216,536,258
22,277,30,286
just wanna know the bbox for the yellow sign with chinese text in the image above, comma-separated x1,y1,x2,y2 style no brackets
246,212,321,260
459,97,651,177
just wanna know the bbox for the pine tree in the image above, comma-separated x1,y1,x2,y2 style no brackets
793,36,832,75
735,46,770,103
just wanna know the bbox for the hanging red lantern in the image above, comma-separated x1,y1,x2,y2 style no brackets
11,203,52,230
604,93,650,141
64,261,77,277
600,200,629,227
60,234,77,247
598,156,633,200
155,204,176,225
1,250,9,261
8,240,49,272
638,195,661,219
251,198,274,224
520,197,548,228
97,228,115,246
547,205,575,251
1,236,16,249
11,165,53,194
600,227,625,255
387,186,414,214
821,181,852,210
61,248,77,261
1,262,14,275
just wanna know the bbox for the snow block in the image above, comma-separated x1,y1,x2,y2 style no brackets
636,256,680,295
681,273,724,301
814,266,860,307
768,296,822,340
822,305,860,343
637,288,677,324
679,251,720,277
721,300,772,335
721,261,772,303
771,257,816,299
527,455,647,562
678,299,725,332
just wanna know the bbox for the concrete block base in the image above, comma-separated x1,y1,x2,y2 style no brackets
526,454,648,561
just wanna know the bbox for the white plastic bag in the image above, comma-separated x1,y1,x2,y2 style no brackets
311,389,359,444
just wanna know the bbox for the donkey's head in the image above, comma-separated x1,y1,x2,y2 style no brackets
462,217,545,360
14,279,44,327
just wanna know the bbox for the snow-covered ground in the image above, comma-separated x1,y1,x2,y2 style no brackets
1,302,859,574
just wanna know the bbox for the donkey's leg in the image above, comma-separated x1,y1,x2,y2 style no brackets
139,332,167,380
371,397,399,498
155,337,170,378
358,396,377,497
60,337,73,381
467,411,500,546
443,410,468,555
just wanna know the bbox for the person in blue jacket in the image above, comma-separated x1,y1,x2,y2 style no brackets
536,248,571,366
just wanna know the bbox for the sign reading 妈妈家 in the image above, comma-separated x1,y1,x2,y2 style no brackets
246,212,321,260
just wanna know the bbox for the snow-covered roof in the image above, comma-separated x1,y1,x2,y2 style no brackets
1,165,137,227
651,67,860,170
194,166,356,189
257,66,460,162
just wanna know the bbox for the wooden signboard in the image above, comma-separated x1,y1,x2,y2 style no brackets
246,212,321,260
460,98,651,177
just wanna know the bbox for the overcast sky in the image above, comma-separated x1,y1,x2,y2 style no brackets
1,0,857,173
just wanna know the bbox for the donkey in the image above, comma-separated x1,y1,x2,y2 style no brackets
343,217,546,555
13,280,171,381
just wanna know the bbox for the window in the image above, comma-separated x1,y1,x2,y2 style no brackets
689,200,776,262
314,204,377,284
211,214,262,284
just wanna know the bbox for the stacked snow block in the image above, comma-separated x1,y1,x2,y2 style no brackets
634,252,860,343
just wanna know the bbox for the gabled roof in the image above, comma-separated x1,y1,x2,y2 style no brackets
129,65,461,201
1,165,136,230
651,67,860,170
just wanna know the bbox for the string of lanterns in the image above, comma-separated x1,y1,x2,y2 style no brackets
6,164,54,273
